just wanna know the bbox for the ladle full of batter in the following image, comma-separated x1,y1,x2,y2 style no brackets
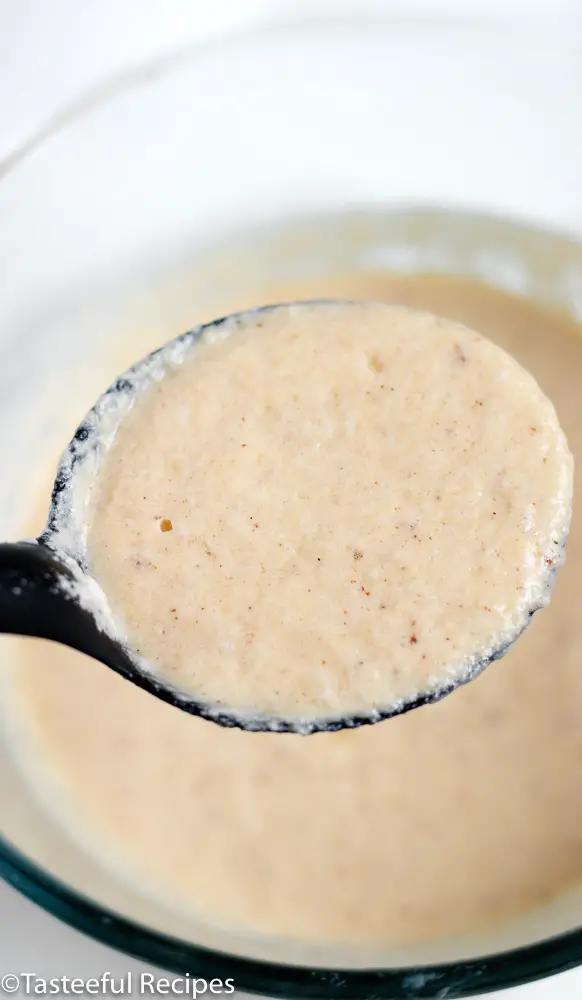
0,300,573,733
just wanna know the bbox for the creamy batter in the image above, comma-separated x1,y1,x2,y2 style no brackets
85,301,572,724
9,272,582,952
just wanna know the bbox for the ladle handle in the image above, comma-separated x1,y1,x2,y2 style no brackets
0,541,116,664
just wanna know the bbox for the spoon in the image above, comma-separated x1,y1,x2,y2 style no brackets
0,302,572,734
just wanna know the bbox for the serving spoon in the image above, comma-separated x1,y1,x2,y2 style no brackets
0,303,570,734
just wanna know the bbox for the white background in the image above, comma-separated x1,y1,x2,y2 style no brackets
1,0,582,996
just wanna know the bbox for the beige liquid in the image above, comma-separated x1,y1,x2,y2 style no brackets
9,272,582,950
86,300,571,724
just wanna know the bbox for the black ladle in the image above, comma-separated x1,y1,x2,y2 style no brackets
0,304,564,734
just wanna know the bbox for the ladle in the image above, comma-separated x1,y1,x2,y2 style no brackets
0,302,570,734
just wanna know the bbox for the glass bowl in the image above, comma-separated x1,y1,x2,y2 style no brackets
1,11,582,998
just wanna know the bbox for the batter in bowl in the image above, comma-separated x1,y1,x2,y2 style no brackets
7,270,582,954
86,300,572,724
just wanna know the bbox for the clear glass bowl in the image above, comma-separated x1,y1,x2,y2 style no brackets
1,11,582,997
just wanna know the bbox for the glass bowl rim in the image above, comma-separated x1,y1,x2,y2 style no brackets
2,12,582,997
4,833,582,998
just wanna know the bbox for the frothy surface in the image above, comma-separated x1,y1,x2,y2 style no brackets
86,301,571,724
